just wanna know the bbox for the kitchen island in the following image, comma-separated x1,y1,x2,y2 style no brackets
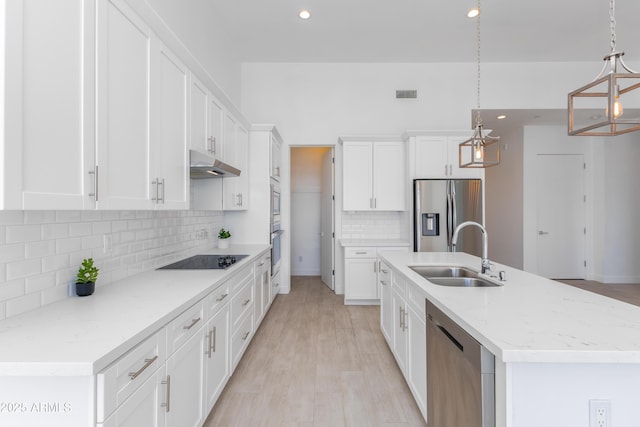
379,250,640,427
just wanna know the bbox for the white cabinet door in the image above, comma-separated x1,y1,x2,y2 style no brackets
96,0,154,209
270,134,282,181
209,96,224,159
203,305,230,414
407,303,427,418
153,44,188,209
100,367,166,427
342,141,373,210
414,136,449,178
189,77,209,155
165,327,206,427
11,0,95,210
223,112,236,165
373,141,405,210
344,257,377,300
392,289,408,375
223,125,249,210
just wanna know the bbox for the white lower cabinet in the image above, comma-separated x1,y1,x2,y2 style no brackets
203,305,230,413
100,368,166,427
96,252,272,427
380,264,428,423
165,325,206,427
344,246,409,304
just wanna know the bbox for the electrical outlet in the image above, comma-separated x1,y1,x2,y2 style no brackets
103,234,112,254
589,399,611,427
195,229,208,240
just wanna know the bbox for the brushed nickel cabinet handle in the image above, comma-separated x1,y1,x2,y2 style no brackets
183,317,201,330
216,293,229,302
242,299,251,307
128,355,158,380
161,375,171,412
242,331,250,340
212,326,217,353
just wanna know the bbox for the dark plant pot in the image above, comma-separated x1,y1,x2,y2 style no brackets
76,282,95,297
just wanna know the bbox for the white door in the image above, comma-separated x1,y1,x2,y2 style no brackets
320,148,335,290
536,154,586,279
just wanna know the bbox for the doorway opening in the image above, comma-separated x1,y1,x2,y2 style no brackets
290,146,335,290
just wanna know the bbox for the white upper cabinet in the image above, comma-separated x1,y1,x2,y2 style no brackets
97,0,188,210
223,112,237,166
270,134,282,181
409,133,483,179
222,124,249,211
152,44,189,209
96,0,155,209
189,75,224,160
2,0,95,209
342,139,406,211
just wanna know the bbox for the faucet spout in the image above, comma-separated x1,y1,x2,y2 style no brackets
452,221,490,274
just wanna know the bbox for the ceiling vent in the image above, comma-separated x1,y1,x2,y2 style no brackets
396,90,417,99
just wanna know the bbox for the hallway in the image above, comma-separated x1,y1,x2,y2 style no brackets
205,276,426,426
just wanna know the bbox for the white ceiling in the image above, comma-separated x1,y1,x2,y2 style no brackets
215,0,640,63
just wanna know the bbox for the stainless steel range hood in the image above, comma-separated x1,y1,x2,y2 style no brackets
190,150,241,178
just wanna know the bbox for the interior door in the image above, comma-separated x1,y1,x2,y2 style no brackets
536,154,586,279
320,148,335,290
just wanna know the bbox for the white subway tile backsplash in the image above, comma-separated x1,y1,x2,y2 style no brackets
6,225,42,243
0,210,224,319
0,279,25,301
7,259,41,280
6,292,41,318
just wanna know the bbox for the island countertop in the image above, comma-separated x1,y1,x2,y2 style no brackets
378,250,640,364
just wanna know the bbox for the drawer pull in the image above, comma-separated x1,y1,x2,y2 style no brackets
183,317,201,330
216,293,229,302
380,280,388,286
128,355,158,380
161,375,171,412
242,331,250,340
380,269,388,273
355,251,367,255
212,326,217,353
242,299,251,306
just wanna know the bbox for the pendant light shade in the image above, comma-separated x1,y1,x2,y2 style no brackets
459,0,501,168
568,0,640,136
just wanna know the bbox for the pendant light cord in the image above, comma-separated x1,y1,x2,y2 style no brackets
609,0,616,52
475,0,482,126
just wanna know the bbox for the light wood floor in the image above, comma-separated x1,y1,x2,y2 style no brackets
558,279,640,307
204,276,426,427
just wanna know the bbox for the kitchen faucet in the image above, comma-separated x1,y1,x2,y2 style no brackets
452,221,491,274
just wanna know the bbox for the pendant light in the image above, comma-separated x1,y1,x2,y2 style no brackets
568,0,640,136
459,0,500,168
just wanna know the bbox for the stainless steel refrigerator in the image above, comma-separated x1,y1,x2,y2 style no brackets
414,179,483,257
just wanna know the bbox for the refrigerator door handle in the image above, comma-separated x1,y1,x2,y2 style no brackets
451,181,457,241
415,182,422,251
446,183,452,250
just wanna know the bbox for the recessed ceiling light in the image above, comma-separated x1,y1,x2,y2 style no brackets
299,9,311,19
467,8,479,18
496,115,507,120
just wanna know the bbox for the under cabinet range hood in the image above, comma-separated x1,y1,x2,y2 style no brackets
189,150,241,178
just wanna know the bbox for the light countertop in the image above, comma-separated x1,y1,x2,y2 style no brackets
379,251,640,364
0,244,270,377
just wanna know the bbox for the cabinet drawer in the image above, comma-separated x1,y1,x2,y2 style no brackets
231,280,253,328
345,247,377,258
97,328,166,423
231,311,253,370
255,253,270,274
378,261,392,286
230,264,254,291
205,281,231,319
391,272,406,297
167,301,205,354
407,281,427,317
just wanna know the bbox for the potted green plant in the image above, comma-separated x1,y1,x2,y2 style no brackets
76,258,99,297
218,228,231,249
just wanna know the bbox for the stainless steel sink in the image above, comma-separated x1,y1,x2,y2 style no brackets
410,265,478,278
409,265,502,287
426,277,500,287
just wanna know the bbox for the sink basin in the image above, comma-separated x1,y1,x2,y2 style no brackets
409,265,478,278
409,265,502,287
426,277,501,287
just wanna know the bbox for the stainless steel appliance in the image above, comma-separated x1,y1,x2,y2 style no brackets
158,254,248,270
270,183,282,275
426,299,495,427
189,150,241,178
414,179,483,257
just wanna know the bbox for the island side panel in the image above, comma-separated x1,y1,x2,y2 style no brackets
509,362,640,427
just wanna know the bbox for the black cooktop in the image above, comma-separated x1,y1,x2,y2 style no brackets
159,254,248,270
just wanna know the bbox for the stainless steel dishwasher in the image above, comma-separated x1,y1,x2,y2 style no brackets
426,300,495,427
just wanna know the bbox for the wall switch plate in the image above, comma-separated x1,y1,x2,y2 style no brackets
589,399,611,427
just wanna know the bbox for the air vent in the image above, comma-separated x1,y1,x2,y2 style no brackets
396,90,417,99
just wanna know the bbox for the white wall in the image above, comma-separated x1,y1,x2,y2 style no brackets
290,147,329,275
0,210,225,320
